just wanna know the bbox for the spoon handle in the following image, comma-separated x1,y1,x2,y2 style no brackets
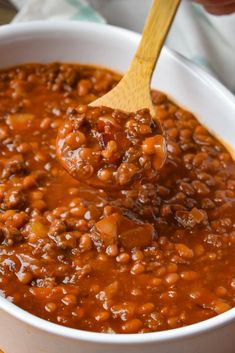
128,0,180,83
90,0,180,115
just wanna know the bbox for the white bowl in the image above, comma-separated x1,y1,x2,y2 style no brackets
0,21,235,353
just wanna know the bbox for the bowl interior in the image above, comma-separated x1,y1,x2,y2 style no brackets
0,21,235,344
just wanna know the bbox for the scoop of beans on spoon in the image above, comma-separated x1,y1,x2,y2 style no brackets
56,0,180,189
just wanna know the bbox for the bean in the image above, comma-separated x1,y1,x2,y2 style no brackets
131,263,145,275
62,294,77,306
70,206,86,217
175,244,194,259
17,272,33,284
23,175,37,189
79,234,93,252
167,263,178,273
131,249,144,261
121,319,143,333
98,168,113,182
94,310,110,322
45,302,57,313
106,244,119,257
73,307,85,320
215,286,228,297
40,117,51,130
180,271,198,281
213,300,231,314
17,142,31,153
31,200,47,211
116,253,130,264
138,303,155,315
77,79,92,96
165,273,180,285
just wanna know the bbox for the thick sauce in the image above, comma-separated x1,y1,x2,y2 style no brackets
56,105,165,189
0,63,234,334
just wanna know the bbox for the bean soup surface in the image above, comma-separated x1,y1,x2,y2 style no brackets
56,105,166,189
0,63,235,334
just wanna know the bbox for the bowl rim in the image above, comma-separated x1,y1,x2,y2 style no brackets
0,20,235,345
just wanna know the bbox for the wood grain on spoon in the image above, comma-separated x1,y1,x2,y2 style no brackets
90,0,180,115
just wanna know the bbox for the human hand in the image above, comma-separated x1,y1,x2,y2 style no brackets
193,0,235,15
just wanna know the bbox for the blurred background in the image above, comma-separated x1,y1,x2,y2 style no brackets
0,0,17,24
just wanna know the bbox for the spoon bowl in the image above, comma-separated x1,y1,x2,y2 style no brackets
56,0,180,188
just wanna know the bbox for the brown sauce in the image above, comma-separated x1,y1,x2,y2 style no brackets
0,63,234,334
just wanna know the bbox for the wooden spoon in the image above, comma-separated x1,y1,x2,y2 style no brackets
57,0,180,189
90,0,180,116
